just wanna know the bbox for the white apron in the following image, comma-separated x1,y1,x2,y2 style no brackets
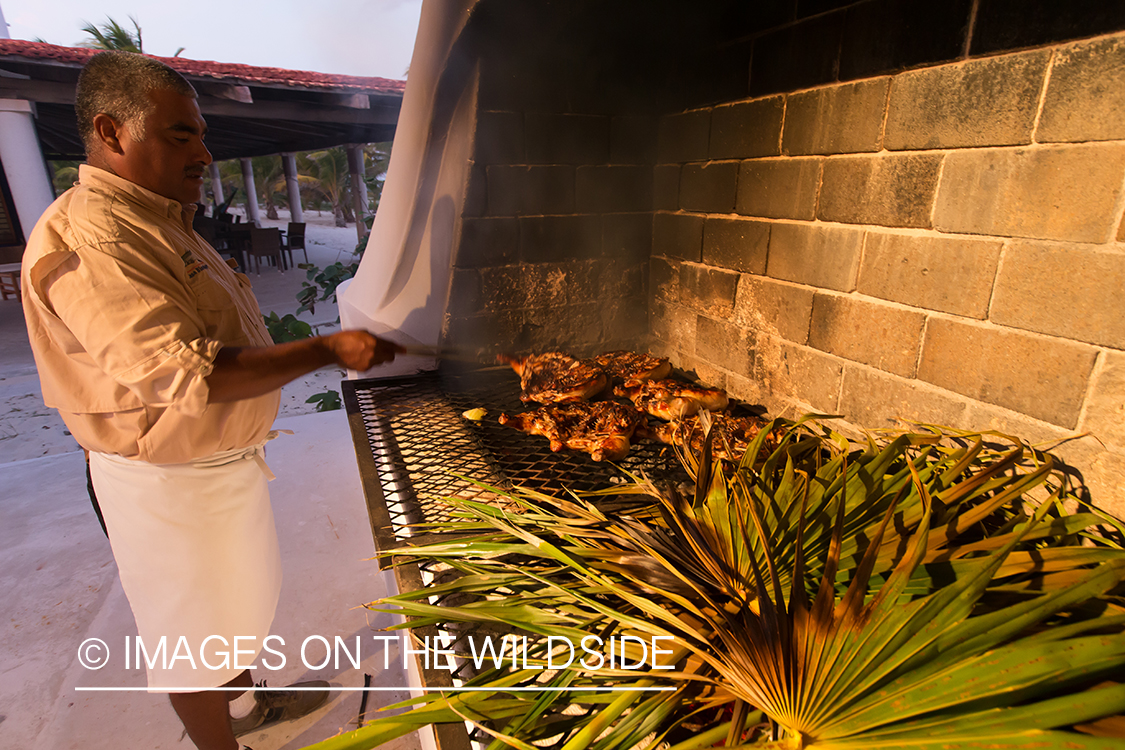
89,441,283,692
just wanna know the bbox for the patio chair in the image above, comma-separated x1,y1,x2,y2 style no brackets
192,213,225,253
247,227,286,275
286,222,308,265
0,262,20,301
221,223,253,270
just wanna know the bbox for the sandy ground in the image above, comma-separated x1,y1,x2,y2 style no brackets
0,208,365,465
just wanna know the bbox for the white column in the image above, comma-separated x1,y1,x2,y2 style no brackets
346,144,367,244
281,153,303,224
239,157,261,226
0,100,56,240
208,162,224,205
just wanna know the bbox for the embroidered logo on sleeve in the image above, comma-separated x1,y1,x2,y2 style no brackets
180,249,210,280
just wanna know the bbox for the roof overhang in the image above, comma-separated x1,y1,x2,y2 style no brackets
0,40,405,160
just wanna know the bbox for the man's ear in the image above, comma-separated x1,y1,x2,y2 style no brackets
92,113,126,155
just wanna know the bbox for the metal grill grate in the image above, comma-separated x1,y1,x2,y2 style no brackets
341,365,687,750
344,365,683,558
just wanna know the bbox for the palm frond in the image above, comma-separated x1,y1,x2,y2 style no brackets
77,16,143,52
299,418,1125,750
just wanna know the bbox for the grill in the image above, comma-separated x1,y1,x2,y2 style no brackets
342,364,685,559
341,364,687,750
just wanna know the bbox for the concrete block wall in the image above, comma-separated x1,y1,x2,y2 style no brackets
445,110,656,355
651,32,1125,513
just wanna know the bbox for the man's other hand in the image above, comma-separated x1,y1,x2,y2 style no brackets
324,331,405,371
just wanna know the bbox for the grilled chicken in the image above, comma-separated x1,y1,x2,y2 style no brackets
615,379,729,421
592,350,672,386
637,412,775,462
499,402,643,461
500,351,607,404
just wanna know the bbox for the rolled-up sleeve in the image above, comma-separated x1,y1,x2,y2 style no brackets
38,244,222,418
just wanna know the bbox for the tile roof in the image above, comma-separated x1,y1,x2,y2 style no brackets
0,39,406,95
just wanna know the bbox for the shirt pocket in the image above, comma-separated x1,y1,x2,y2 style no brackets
185,263,231,309
185,269,249,343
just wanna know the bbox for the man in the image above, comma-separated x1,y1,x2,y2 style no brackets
21,51,401,750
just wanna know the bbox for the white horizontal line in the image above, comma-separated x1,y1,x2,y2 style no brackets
75,686,675,692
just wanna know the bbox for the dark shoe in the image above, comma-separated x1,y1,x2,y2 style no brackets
231,680,331,736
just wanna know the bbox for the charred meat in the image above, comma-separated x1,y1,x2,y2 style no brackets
615,378,729,421
592,350,672,386
499,401,643,461
500,351,608,404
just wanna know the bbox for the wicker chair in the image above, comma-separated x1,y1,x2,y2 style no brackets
0,262,21,301
286,222,308,265
247,227,286,275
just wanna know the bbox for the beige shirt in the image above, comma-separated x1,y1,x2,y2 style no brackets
22,165,280,464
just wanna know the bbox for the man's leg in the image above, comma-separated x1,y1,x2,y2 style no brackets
169,669,252,750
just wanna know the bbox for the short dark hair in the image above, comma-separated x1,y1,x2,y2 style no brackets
75,51,197,155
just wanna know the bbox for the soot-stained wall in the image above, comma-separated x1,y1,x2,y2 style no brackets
442,0,1125,512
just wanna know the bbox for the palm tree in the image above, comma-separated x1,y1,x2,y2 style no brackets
204,160,245,218
250,155,285,221
204,157,295,222
298,148,352,227
77,16,143,53
363,142,393,214
77,15,185,57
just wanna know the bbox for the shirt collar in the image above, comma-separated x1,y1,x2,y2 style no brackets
77,165,199,227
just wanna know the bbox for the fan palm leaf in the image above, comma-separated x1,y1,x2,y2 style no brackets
299,417,1125,750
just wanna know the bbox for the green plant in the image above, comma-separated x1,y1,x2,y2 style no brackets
299,417,1125,750
49,161,81,197
305,390,342,412
295,261,359,316
263,312,312,343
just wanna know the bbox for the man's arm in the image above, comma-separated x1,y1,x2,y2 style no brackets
206,330,403,403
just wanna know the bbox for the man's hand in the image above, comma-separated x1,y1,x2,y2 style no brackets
324,331,404,371
207,330,406,403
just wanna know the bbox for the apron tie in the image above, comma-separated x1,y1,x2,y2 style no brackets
248,429,294,481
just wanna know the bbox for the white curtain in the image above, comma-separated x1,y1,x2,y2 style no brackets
338,0,480,378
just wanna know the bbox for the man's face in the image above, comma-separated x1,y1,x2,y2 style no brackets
115,88,212,205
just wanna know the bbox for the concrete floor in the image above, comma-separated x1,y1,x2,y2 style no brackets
0,215,422,749
1,412,422,750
